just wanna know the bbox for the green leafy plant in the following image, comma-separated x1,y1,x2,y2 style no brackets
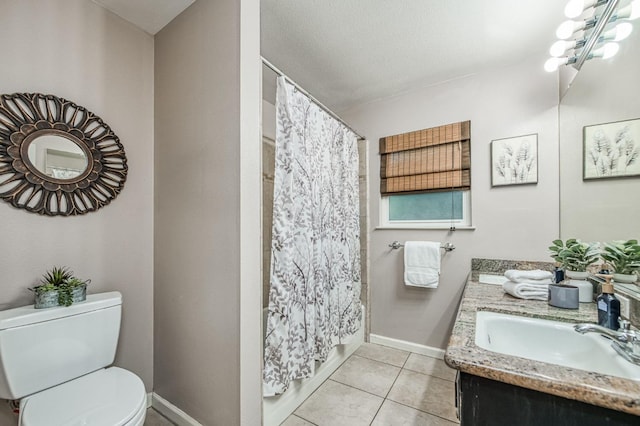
601,240,640,275
31,266,89,307
549,239,600,272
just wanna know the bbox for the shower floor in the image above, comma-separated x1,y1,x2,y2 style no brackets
281,342,459,425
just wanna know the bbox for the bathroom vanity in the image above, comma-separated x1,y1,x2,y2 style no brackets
445,272,640,426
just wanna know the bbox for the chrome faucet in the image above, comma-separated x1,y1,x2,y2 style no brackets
574,320,640,366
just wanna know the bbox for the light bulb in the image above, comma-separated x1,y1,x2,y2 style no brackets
602,22,634,42
602,42,620,59
614,22,634,40
544,57,569,72
556,20,586,39
592,42,620,59
550,39,578,56
616,0,640,20
565,0,597,18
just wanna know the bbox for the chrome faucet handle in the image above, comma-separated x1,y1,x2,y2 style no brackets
619,318,631,332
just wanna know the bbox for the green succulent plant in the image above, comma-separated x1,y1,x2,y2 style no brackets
40,266,73,288
601,240,640,275
549,239,600,272
32,266,89,307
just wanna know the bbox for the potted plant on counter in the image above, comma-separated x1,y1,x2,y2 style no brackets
31,266,90,309
601,240,640,284
549,238,600,279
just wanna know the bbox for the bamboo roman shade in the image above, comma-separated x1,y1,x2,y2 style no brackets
380,120,471,195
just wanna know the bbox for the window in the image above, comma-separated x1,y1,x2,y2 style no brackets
379,121,472,228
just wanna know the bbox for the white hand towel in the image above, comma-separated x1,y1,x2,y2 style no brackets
404,241,441,288
502,281,549,301
504,269,553,283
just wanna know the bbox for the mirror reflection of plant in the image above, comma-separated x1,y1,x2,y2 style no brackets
588,126,639,176
32,266,89,307
601,240,640,275
495,142,535,183
549,239,600,272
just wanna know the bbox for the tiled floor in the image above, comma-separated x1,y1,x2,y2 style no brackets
282,343,459,426
145,408,175,425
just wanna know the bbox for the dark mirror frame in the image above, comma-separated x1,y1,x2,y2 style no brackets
0,93,127,216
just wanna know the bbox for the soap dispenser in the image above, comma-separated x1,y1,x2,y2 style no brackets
596,275,620,330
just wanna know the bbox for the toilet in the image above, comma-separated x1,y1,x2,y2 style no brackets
0,291,147,425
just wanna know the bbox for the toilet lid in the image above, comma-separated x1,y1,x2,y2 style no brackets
21,367,146,426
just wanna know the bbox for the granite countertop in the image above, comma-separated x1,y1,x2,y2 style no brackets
444,279,640,416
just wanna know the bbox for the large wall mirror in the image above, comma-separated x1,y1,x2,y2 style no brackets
559,26,640,297
0,93,127,216
559,27,640,241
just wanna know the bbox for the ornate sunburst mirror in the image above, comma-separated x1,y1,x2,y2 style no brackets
0,93,127,216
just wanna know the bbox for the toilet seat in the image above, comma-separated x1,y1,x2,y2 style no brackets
19,367,146,426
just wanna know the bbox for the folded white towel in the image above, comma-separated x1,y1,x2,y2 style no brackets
502,281,549,301
404,241,441,288
504,269,553,283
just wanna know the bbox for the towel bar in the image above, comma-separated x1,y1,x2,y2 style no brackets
389,241,455,251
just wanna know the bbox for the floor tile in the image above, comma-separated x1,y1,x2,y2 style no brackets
371,400,459,425
387,369,457,422
403,353,457,382
294,379,383,426
354,342,410,367
330,354,401,397
281,414,317,425
144,408,175,425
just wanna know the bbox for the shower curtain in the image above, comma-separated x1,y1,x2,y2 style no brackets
263,77,362,396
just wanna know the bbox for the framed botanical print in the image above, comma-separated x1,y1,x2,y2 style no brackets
584,118,640,180
491,134,538,187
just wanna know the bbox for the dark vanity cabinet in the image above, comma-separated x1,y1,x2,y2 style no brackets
456,372,639,426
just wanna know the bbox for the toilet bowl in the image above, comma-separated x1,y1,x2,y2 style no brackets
0,292,147,426
19,368,146,426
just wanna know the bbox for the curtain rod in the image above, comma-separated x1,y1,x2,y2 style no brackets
261,56,365,140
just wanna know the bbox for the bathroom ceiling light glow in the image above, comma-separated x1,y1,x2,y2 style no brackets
546,0,631,72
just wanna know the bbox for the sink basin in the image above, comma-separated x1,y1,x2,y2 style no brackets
475,311,640,380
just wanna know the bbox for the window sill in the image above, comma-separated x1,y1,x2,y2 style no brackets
375,225,476,231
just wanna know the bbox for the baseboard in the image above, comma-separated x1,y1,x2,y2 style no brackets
369,334,445,359
151,393,203,426
146,392,153,408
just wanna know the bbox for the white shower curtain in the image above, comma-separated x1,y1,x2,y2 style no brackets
263,77,362,396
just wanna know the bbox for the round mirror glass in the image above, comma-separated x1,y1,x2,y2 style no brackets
26,134,88,180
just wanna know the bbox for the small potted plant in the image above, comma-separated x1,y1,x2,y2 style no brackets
549,238,600,279
31,266,90,309
601,240,640,284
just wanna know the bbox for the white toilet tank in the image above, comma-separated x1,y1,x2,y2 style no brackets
0,292,122,400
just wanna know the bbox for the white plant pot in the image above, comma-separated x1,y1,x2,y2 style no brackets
565,270,588,280
568,279,594,303
613,273,637,284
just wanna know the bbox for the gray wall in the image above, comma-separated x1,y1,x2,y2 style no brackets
559,28,640,242
154,0,261,424
0,0,154,389
342,58,559,349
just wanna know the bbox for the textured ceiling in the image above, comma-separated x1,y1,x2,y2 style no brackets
92,0,195,35
262,0,566,112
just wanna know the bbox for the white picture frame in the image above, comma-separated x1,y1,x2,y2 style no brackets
491,133,538,187
583,118,640,180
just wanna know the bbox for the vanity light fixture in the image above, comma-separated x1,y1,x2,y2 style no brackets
549,22,632,56
546,0,638,72
544,41,620,71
